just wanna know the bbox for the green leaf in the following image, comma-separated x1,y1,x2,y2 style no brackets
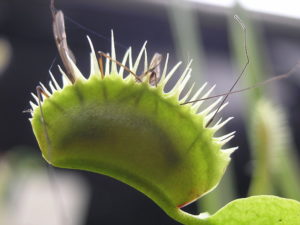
30,40,236,220
207,195,300,225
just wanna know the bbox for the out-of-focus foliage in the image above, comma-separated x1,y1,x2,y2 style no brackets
0,38,11,77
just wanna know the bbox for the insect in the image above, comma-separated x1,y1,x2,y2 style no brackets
141,52,163,87
51,0,77,84
98,51,162,86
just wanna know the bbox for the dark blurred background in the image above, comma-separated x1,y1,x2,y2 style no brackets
0,0,300,225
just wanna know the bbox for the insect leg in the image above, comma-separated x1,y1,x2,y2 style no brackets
205,15,249,128
98,53,105,79
98,51,142,82
181,61,300,105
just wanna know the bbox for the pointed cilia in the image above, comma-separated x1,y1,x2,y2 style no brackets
28,4,237,225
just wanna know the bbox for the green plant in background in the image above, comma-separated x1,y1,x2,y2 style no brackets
27,5,300,225
249,99,300,198
0,38,11,77
229,4,300,201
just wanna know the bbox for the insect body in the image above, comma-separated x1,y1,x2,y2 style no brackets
51,1,77,84
140,53,162,86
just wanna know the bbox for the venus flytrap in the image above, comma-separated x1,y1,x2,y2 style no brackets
30,28,236,225
249,99,284,195
27,4,300,225
249,99,300,199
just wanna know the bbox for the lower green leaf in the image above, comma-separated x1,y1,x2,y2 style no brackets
206,195,300,225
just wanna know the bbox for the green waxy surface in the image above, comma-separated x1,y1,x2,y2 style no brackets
207,195,300,225
31,74,231,216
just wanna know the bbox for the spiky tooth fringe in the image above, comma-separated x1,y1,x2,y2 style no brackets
65,50,85,81
159,53,169,83
104,53,110,76
171,66,192,95
179,83,195,103
110,30,118,75
222,146,238,155
119,47,132,77
144,48,148,74
217,134,235,146
49,81,57,93
161,61,182,89
186,82,207,108
176,70,192,98
87,36,101,77
133,42,147,73
216,131,236,142
204,102,228,124
128,48,133,72
30,101,38,111
49,71,61,90
213,117,223,129
169,61,192,95
200,97,222,117
39,83,51,99
192,84,215,112
31,93,39,105
58,65,72,87
212,117,234,131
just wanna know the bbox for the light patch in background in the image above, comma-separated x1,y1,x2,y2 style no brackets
239,0,300,19
187,0,300,19
187,0,234,7
2,171,90,225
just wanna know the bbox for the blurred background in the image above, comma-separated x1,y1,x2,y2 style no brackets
0,0,300,224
